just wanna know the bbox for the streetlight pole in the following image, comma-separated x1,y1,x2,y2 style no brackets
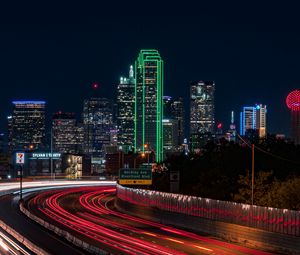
20,165,23,201
50,127,53,180
251,143,255,205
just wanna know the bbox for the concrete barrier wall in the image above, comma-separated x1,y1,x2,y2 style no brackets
117,184,300,236
116,185,300,255
0,218,50,255
19,203,110,255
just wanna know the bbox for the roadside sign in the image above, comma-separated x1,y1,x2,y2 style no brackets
119,166,152,185
16,152,25,164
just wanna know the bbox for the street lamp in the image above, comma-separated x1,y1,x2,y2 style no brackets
50,127,53,180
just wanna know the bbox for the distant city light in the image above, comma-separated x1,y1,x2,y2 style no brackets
92,83,99,89
12,101,46,105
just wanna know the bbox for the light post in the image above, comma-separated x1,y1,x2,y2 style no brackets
251,144,255,205
144,143,150,164
50,127,53,180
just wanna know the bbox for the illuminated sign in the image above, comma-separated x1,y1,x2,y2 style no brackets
119,166,152,185
16,152,25,164
31,153,61,159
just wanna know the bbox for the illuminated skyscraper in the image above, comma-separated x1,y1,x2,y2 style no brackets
117,65,135,149
190,81,215,150
163,119,178,151
240,104,267,139
52,112,83,154
9,101,46,152
82,98,113,156
163,96,185,147
135,49,164,162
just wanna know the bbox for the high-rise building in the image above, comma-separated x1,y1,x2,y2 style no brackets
52,112,83,154
286,90,300,144
163,96,185,147
9,101,46,152
82,98,113,156
135,49,164,162
240,104,267,139
117,65,135,149
190,81,215,150
163,119,178,151
172,97,185,146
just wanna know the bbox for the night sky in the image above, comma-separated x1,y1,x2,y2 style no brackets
1,2,300,136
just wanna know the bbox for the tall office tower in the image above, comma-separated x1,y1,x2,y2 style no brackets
240,104,267,139
135,49,164,162
171,97,185,146
163,96,185,147
163,119,178,151
286,90,300,144
9,101,46,152
117,65,135,149
190,81,215,150
52,112,82,154
82,98,113,156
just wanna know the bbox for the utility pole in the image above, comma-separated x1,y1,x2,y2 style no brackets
251,143,255,206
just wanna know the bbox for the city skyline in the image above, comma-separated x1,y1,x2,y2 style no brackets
2,3,300,136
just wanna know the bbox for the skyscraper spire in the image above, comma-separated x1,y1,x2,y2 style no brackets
129,65,134,78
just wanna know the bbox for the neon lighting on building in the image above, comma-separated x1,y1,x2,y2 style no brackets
134,50,164,162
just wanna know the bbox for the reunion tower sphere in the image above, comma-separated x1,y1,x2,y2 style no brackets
286,90,300,111
286,89,300,145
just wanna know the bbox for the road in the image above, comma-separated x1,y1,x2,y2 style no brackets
0,180,115,254
25,186,273,255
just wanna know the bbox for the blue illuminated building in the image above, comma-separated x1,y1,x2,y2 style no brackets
240,104,267,139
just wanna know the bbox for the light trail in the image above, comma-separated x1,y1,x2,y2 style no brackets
26,187,272,255
0,231,32,255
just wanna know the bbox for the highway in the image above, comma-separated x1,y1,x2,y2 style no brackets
25,186,273,255
0,180,115,254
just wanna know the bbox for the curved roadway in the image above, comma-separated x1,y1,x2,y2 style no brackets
25,186,272,255
0,180,114,254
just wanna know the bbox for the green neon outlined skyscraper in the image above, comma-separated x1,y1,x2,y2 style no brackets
134,49,164,162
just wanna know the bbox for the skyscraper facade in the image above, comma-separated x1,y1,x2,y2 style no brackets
82,98,113,156
240,104,267,139
172,97,185,146
163,119,178,151
135,49,164,162
190,81,215,150
52,112,83,154
163,96,185,147
9,101,46,152
117,65,135,149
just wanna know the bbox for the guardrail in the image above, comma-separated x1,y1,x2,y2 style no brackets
117,185,300,236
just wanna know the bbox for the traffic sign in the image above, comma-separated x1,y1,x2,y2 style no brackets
119,166,152,185
16,152,25,164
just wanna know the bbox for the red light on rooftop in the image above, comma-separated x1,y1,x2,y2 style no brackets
92,83,99,90
217,123,222,129
286,90,300,111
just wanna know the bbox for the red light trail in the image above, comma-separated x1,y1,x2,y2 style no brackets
26,187,272,255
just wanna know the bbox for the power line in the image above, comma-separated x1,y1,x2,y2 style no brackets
236,134,300,166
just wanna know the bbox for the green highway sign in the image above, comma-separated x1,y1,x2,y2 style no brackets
119,165,152,185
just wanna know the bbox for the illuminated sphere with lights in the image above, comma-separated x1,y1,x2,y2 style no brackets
286,90,300,111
